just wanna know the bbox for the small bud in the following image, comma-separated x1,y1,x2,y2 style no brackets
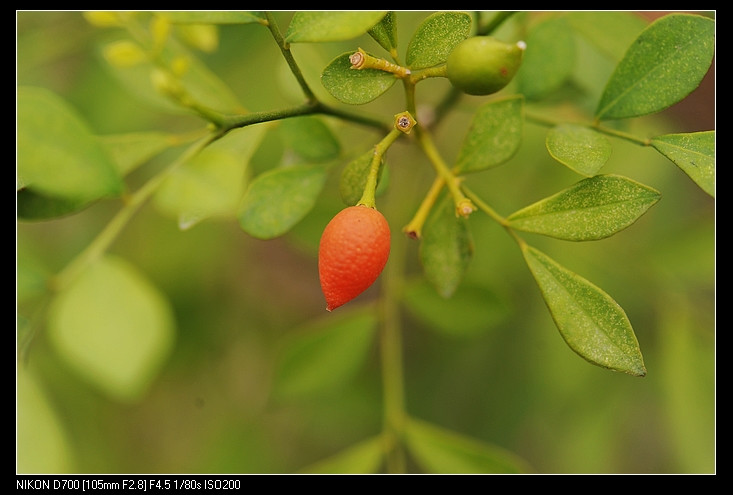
103,40,146,68
394,111,417,134
456,198,476,218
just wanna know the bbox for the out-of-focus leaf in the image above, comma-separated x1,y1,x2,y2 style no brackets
406,11,471,70
155,11,265,24
405,417,531,474
567,11,648,61
595,14,715,120
321,52,397,105
17,86,123,202
47,255,176,402
279,116,341,162
155,126,267,229
339,149,386,206
403,281,510,337
651,131,715,197
419,194,473,298
368,12,398,55
238,163,328,239
507,175,661,241
521,245,646,376
273,311,377,400
99,131,179,176
453,95,523,174
545,124,612,176
299,436,383,474
516,16,576,100
285,11,387,43
17,188,93,221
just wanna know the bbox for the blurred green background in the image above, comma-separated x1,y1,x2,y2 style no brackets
17,11,714,474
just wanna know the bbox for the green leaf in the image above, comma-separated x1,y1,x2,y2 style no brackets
155,125,267,229
567,11,648,61
156,11,265,24
278,116,341,163
99,131,178,176
595,13,715,120
406,11,471,70
238,163,328,239
420,194,473,298
17,188,93,221
405,417,531,474
17,86,123,202
521,245,646,376
545,124,612,176
403,281,510,337
516,16,576,100
47,255,176,402
507,175,661,241
299,436,383,474
651,131,715,197
339,150,386,206
273,311,377,400
285,11,387,43
17,367,74,473
368,12,398,54
321,52,397,105
453,95,523,174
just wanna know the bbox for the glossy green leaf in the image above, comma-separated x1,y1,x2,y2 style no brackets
546,124,612,176
273,311,377,400
507,175,660,241
521,245,646,376
17,367,74,473
155,126,267,230
47,255,176,402
321,52,397,105
339,150,386,206
238,163,328,239
300,436,383,474
17,86,123,202
420,194,473,299
516,16,576,100
406,11,471,70
278,116,341,162
567,11,648,61
368,11,398,54
155,11,265,24
405,417,530,474
285,11,387,43
403,281,509,337
17,188,92,221
99,131,178,176
596,14,715,120
651,131,715,197
453,95,523,174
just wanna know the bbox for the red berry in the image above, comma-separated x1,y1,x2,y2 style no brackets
318,205,391,311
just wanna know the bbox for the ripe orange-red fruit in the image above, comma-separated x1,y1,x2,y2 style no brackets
318,205,391,311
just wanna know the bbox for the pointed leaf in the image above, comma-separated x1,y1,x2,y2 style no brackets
278,115,341,163
17,86,123,202
521,245,646,376
507,175,660,241
595,14,715,120
546,124,612,176
47,255,176,402
273,311,377,400
300,436,383,474
651,131,715,197
285,11,387,43
368,12,398,54
419,194,473,298
516,16,576,100
156,11,265,24
405,417,531,474
238,163,328,239
453,95,523,174
339,150,386,206
321,52,397,105
155,126,267,229
99,131,178,176
406,12,471,70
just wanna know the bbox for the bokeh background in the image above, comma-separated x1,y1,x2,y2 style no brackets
17,11,715,474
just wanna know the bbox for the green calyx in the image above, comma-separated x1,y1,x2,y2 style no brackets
446,36,526,96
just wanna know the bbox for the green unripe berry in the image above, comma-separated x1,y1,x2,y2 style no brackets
446,36,526,96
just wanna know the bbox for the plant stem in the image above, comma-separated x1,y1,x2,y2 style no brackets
462,185,526,246
525,110,650,146
403,175,445,239
265,12,316,103
358,129,402,208
477,11,520,35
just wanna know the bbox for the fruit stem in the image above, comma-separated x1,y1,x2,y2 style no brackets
403,175,445,239
357,128,402,208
